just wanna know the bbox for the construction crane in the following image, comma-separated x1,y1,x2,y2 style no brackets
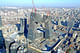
32,0,36,13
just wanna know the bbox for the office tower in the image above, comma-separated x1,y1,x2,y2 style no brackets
43,15,52,39
24,18,28,38
20,18,25,33
0,16,2,27
19,18,28,38
28,12,43,40
0,30,6,53
43,15,49,39
28,12,37,40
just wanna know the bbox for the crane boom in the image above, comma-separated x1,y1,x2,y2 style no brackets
32,0,36,13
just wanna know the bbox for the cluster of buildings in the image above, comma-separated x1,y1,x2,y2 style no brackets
0,8,80,53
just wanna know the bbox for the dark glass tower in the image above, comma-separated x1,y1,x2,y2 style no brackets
24,18,28,38
0,30,6,53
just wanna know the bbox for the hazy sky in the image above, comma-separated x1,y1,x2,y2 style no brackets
0,0,80,8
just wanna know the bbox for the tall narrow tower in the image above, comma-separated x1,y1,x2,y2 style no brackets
24,18,28,38
0,16,2,27
43,15,52,39
0,30,6,53
28,12,43,40
28,13,35,40
20,18,28,38
20,18,25,33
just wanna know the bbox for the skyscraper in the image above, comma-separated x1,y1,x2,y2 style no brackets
0,30,6,53
28,12,43,40
0,16,2,27
20,18,28,38
20,18,25,33
28,13,37,40
43,15,51,39
24,18,28,38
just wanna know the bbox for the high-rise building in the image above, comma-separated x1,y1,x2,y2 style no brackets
0,30,6,53
24,18,28,38
20,18,25,33
43,15,52,39
28,12,43,40
28,13,37,40
19,18,28,38
43,15,49,39
0,16,2,27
